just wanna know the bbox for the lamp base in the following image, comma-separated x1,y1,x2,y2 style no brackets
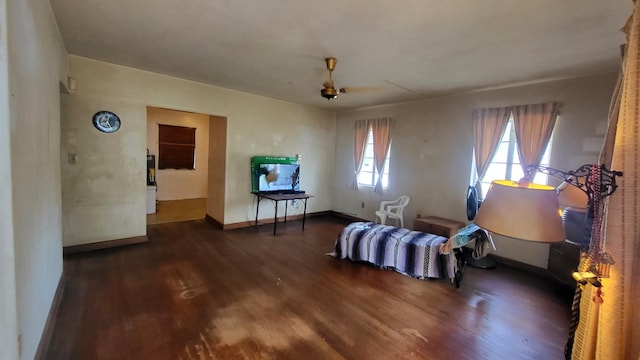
464,251,497,269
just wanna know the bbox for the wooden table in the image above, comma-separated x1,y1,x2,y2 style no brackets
253,193,313,235
414,216,465,238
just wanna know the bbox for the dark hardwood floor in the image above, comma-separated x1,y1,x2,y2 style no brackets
44,215,572,360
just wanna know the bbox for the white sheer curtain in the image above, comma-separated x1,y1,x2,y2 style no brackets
472,107,511,191
370,118,393,195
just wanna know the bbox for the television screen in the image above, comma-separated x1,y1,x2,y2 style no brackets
257,163,300,193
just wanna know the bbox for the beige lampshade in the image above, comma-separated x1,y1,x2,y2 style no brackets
557,181,588,209
474,180,565,243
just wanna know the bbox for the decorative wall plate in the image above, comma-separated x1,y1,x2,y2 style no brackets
92,111,121,133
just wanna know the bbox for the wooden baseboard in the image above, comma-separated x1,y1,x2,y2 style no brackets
205,214,223,229
328,211,367,223
34,272,66,360
63,236,148,255
222,220,256,230
213,211,334,230
490,254,549,278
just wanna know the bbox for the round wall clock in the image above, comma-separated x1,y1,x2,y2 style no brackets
92,111,121,133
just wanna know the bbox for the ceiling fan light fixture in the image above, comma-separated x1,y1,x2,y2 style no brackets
321,87,338,100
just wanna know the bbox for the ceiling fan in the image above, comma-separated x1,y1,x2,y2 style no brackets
320,57,380,100
320,57,341,100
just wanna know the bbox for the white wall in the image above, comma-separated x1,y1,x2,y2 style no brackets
334,73,617,268
5,0,68,358
61,90,147,246
0,2,17,359
61,56,335,246
146,107,210,201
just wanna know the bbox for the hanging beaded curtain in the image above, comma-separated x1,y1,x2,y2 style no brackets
570,3,640,359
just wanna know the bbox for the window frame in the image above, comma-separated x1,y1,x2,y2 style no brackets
478,117,552,199
357,127,391,188
158,124,197,170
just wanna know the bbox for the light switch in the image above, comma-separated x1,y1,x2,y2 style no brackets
68,153,77,164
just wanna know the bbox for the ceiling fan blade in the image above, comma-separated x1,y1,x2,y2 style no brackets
339,86,383,94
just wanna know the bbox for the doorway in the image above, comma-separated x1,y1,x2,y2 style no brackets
146,106,227,225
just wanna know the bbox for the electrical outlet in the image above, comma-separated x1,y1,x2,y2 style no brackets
292,199,298,206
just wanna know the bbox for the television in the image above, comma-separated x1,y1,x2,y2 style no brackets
250,156,301,194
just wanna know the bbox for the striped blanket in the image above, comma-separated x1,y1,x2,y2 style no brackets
330,222,455,280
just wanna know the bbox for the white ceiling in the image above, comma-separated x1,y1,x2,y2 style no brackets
49,0,633,111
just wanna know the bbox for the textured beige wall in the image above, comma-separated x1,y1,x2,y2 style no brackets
61,56,335,245
334,73,618,268
146,107,210,201
61,93,147,246
5,0,68,358
0,2,17,358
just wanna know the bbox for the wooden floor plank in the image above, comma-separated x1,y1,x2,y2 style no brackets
44,215,572,359
146,198,207,225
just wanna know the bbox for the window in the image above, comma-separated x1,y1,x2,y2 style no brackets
158,124,196,170
358,128,390,187
478,118,552,198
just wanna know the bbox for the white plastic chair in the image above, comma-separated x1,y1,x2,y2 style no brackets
375,195,410,228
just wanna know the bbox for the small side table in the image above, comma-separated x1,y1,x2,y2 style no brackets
414,216,465,238
253,193,313,236
415,215,495,270
414,215,468,288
